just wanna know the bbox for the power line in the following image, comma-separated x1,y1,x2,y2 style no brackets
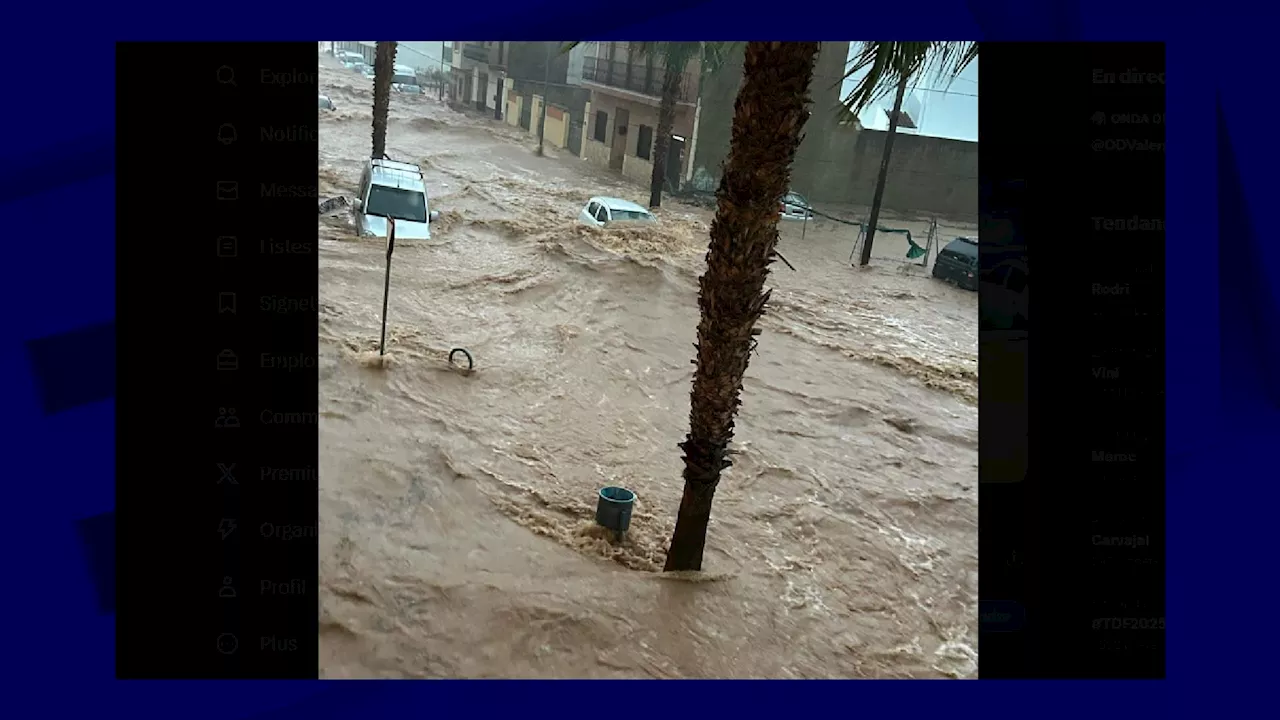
838,83,979,100
911,86,978,99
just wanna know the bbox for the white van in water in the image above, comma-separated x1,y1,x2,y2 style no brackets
353,158,440,240
392,64,417,85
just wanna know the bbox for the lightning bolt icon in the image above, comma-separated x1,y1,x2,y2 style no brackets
218,518,237,539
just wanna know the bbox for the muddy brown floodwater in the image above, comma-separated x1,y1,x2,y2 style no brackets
316,58,979,679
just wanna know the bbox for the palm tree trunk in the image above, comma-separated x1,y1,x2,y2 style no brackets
858,73,908,266
371,42,398,159
664,41,819,572
648,63,682,208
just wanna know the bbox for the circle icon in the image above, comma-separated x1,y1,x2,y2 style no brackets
216,633,238,655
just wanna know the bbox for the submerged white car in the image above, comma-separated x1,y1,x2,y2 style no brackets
779,191,813,220
578,197,657,227
352,158,439,240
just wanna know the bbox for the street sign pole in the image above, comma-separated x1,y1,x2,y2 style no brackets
379,219,396,356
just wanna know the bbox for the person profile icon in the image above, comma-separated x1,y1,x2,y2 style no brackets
215,407,241,429
219,576,237,599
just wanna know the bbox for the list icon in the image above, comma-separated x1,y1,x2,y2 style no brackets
217,236,237,257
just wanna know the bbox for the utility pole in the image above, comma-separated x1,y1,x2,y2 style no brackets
536,42,551,156
493,43,505,122
859,74,909,267
439,42,447,101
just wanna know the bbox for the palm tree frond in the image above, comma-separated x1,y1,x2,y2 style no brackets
840,41,978,120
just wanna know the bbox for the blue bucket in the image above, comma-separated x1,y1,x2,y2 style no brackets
595,486,636,534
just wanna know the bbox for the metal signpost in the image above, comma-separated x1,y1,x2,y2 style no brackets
379,218,395,356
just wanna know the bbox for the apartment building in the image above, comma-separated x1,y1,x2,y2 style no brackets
578,42,702,189
450,42,509,115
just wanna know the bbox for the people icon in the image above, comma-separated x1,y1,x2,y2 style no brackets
215,407,240,429
219,576,237,599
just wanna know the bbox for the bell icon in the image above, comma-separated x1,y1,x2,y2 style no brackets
217,123,237,145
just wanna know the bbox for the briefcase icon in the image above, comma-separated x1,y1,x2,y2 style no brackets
217,349,238,371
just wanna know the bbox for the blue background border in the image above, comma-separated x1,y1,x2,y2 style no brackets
3,0,1275,712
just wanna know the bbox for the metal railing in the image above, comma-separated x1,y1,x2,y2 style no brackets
581,56,697,103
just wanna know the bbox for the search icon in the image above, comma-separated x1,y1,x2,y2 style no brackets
216,66,236,86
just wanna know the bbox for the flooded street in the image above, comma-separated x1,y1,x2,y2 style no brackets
317,59,979,678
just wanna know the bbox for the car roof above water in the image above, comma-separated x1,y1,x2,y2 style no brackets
369,159,425,192
593,196,650,214
944,236,978,256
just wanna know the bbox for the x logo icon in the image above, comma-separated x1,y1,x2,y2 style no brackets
217,463,238,485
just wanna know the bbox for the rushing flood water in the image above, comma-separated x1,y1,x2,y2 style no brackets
317,58,979,678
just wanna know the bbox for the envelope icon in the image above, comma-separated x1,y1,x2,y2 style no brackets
216,181,239,201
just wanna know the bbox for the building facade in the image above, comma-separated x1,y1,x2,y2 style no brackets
578,42,702,188
450,42,509,115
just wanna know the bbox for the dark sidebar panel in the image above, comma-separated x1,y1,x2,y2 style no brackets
979,43,1166,678
117,43,318,678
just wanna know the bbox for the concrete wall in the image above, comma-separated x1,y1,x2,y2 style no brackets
790,43,859,203
691,42,976,220
840,130,978,219
507,89,521,127
692,42,855,200
583,139,611,166
503,77,517,125
544,105,570,149
506,42,570,83
622,154,652,184
480,71,496,111
530,95,543,137
688,44,743,190
511,77,591,149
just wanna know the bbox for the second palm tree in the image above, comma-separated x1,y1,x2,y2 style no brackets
371,41,398,159
664,41,821,572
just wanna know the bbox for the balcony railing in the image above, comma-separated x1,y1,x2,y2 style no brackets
581,56,697,103
461,43,489,64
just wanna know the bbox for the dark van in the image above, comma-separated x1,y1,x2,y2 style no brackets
932,236,978,290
